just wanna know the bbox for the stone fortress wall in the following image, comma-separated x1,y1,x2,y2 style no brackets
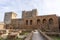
4,9,60,32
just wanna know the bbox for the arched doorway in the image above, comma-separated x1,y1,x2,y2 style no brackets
43,19,47,24
30,20,32,25
37,19,40,24
49,18,53,24
48,18,54,31
42,19,47,31
26,20,28,25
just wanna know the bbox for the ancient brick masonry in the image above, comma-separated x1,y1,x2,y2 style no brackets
4,9,60,32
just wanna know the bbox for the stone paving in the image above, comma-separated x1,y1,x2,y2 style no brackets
32,30,45,40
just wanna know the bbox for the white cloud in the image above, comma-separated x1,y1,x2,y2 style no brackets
0,0,60,21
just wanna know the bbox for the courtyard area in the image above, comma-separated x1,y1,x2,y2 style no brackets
0,29,60,40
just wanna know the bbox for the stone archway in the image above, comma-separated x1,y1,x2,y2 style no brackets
42,19,47,31
48,18,54,31
26,20,28,25
37,19,40,24
49,18,53,24
30,20,32,25
43,19,47,24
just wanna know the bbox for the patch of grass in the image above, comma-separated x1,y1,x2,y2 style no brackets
50,36,60,40
0,38,24,40
20,31,29,35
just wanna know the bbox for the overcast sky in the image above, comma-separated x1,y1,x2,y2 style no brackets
0,0,60,22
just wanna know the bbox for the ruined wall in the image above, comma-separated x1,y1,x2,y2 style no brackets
9,15,59,32
7,19,24,29
4,9,59,32
22,15,59,32
35,15,59,32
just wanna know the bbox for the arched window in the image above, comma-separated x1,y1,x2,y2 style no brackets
49,18,53,24
37,19,40,24
30,20,32,25
43,19,47,24
26,20,28,25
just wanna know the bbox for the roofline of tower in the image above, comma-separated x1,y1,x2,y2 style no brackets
22,9,37,12
5,12,17,15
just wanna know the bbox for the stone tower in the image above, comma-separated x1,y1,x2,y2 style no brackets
22,9,37,18
4,12,17,24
